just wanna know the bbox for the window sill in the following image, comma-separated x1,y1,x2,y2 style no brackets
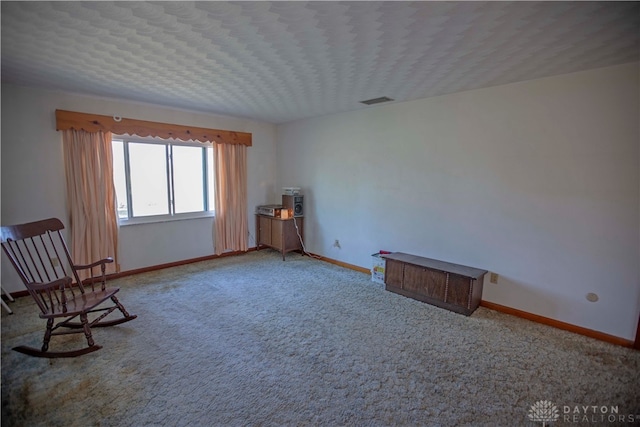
119,212,215,227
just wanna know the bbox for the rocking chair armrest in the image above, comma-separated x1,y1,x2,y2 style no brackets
73,257,114,271
28,277,73,293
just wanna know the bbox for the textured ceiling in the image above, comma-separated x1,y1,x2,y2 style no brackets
2,1,639,124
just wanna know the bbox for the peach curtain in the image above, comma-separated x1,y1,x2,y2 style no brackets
213,142,248,254
62,129,119,279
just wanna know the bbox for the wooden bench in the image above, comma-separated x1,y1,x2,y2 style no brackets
382,252,487,316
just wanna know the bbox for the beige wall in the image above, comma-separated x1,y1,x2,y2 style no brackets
277,62,640,340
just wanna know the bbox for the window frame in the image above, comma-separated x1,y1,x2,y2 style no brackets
112,135,215,226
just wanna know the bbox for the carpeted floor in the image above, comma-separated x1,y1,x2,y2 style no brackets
2,250,639,426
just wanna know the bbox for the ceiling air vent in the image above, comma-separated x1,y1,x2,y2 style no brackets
359,96,394,105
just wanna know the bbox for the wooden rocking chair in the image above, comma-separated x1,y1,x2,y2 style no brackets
1,218,136,358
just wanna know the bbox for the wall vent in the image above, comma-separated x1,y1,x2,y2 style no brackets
359,96,394,105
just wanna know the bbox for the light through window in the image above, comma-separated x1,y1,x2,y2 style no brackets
112,138,214,221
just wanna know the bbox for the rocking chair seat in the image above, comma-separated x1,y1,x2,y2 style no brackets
40,286,119,319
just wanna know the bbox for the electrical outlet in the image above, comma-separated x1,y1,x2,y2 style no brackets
333,239,341,249
586,292,599,302
490,272,498,284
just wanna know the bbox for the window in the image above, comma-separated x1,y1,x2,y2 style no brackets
112,137,215,222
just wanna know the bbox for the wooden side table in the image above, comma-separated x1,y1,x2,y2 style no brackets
255,214,304,260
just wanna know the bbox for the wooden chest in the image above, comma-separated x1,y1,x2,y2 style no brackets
382,252,487,316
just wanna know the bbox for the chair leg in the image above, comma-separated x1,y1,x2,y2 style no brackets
42,318,54,352
111,295,132,317
1,298,13,314
2,286,15,302
1,286,14,314
80,313,96,347
111,295,138,320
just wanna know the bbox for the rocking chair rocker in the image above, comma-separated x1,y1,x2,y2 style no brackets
1,218,137,358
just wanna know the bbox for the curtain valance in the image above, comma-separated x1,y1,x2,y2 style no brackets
55,109,252,146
